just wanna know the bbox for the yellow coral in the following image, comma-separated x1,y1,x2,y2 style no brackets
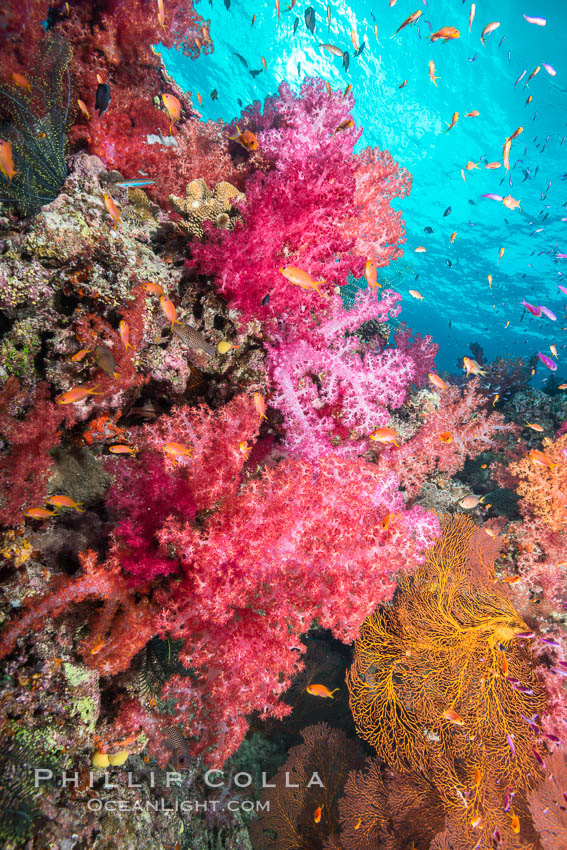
169,178,244,239
0,530,34,567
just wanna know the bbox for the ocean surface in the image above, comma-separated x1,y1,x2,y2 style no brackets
158,0,567,377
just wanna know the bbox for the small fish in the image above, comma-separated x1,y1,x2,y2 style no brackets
163,442,193,460
306,684,339,698
261,293,270,306
233,52,248,68
393,9,422,36
525,423,544,432
108,444,137,454
498,247,505,262
162,93,181,133
364,260,381,296
424,226,434,233
503,138,512,170
542,63,556,77
488,274,492,288
408,289,424,299
398,79,408,89
527,65,541,82
334,119,354,134
509,126,523,142
502,195,521,210
523,14,546,26
304,6,315,34
470,816,482,829
293,17,299,34
254,392,267,421
160,296,178,330
466,161,479,170
94,345,119,378
537,352,557,371
485,162,501,169
521,300,541,317
459,495,483,509
327,4,331,28
274,0,279,18
0,140,17,183
428,60,440,86
280,265,327,298
429,373,447,391
228,126,259,151
442,708,465,725
239,440,251,460
115,179,155,188
444,112,459,132
449,232,457,245
46,495,84,511
439,431,453,444
25,507,56,519
143,281,165,296
313,805,323,824
350,29,359,51
429,27,460,43
342,51,350,72
528,449,557,469
414,246,427,253
172,323,216,356
103,193,120,227
480,21,500,46
57,385,101,404
355,817,362,830
95,82,111,117
119,320,133,351
261,57,267,71
538,305,556,321
217,340,240,354
71,348,90,362
369,427,399,446
156,0,166,27
11,72,32,94
354,42,366,58
444,206,452,216
463,356,486,377
469,3,475,33
550,344,558,357
465,110,479,117
77,98,91,120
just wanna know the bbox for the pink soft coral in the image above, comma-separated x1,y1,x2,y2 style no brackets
190,79,410,329
267,290,415,460
378,380,518,497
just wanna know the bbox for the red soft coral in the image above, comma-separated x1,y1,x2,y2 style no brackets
0,382,63,527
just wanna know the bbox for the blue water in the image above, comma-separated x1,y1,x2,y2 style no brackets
158,0,567,377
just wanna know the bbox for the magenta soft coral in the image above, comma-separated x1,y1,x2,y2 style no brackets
0,382,63,527
190,79,410,328
266,290,416,460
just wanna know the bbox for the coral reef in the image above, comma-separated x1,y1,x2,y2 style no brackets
170,177,244,239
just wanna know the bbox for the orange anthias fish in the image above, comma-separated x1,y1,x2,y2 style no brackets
306,684,339,699
498,246,505,262
364,260,381,296
321,42,345,56
414,246,427,253
510,812,520,834
450,231,457,244
144,281,165,296
156,0,166,28
502,195,521,210
12,72,32,94
393,9,422,36
463,356,486,377
442,708,465,725
409,289,424,299
428,61,440,86
228,126,259,151
485,161,501,169
466,161,479,170
77,98,90,120
527,66,541,82
0,140,17,183
71,347,90,362
57,385,101,404
25,507,56,519
444,111,459,132
509,126,523,142
162,93,181,132
103,193,120,227
280,265,327,298
334,119,354,134
108,444,137,455
239,440,251,460
525,423,544,432
469,3,476,33
481,21,500,46
163,442,193,460
429,27,460,43
369,427,399,447
439,431,453,444
119,320,133,351
160,296,178,330
550,344,558,358
275,0,280,20
528,450,557,470
313,805,323,823
254,392,267,421
46,495,84,511
429,373,447,391
465,110,479,117
261,56,267,71
503,138,512,170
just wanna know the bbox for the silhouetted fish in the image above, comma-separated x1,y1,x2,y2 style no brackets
95,83,111,117
261,293,270,306
342,50,350,72
305,6,315,33
224,0,230,8
355,41,366,57
443,206,451,217
424,226,434,233
210,89,219,100
250,69,263,78
293,17,299,34
233,52,248,68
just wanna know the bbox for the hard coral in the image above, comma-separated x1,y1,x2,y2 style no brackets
169,178,244,239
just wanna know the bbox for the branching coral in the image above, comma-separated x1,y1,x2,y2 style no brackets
250,724,365,850
346,515,546,848
509,433,567,532
377,380,518,497
0,33,72,215
527,748,567,849
190,79,410,329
